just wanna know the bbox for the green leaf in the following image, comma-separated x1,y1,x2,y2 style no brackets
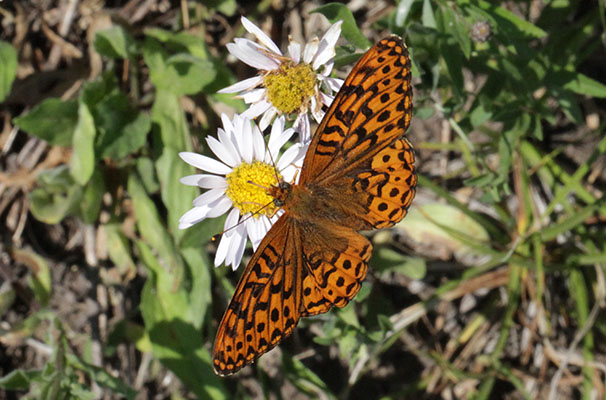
80,71,117,108
0,40,17,101
441,7,471,59
470,104,492,127
94,26,135,59
151,90,197,238
563,72,606,98
180,247,212,330
103,223,137,278
0,369,35,390
281,355,337,398
422,0,437,29
312,3,372,49
395,0,416,27
476,0,546,38
440,41,464,95
552,87,584,124
127,173,180,271
70,102,96,185
66,354,137,399
0,283,16,316
136,157,160,193
13,98,78,146
337,302,360,328
143,37,216,95
373,247,426,280
77,168,105,224
398,203,491,260
215,0,237,16
17,249,52,307
29,166,83,224
137,240,227,399
144,29,210,59
93,92,151,159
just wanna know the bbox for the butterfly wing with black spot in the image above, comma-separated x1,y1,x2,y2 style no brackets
212,216,302,376
299,36,413,187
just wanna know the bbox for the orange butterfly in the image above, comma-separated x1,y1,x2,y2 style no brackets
213,36,416,375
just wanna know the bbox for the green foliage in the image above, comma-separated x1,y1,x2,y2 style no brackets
13,98,79,146
93,26,136,59
0,40,17,101
0,317,137,399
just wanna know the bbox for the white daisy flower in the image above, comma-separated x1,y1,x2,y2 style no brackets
219,16,344,144
179,113,306,270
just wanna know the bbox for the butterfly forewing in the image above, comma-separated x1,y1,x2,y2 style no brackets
213,217,302,375
300,36,413,186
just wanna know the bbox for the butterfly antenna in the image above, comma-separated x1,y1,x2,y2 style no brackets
265,146,282,183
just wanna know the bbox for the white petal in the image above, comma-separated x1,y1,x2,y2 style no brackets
192,188,225,207
229,225,248,270
310,96,324,123
259,107,278,131
321,21,343,48
241,16,282,55
252,124,266,161
214,231,233,267
227,40,279,70
179,152,232,175
239,118,254,163
206,136,237,167
218,76,263,94
323,77,343,93
217,128,242,165
241,88,266,104
205,196,233,218
288,37,301,63
224,207,241,232
313,43,336,71
276,144,300,171
222,209,246,269
280,164,297,183
267,117,293,160
303,37,319,64
241,100,272,119
321,60,334,76
180,174,207,186
178,221,194,229
178,207,208,229
197,174,228,189
313,21,342,70
246,219,263,250
221,113,234,133
319,92,333,109
293,114,311,144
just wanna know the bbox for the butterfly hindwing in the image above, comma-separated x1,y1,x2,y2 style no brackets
351,138,417,229
300,36,413,186
300,224,372,316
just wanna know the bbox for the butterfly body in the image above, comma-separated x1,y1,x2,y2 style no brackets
213,36,416,375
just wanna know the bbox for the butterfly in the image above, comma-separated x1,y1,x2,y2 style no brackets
213,36,416,375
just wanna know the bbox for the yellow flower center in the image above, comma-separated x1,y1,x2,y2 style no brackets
263,62,317,114
225,161,281,217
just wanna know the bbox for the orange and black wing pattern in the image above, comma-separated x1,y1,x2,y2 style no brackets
300,36,413,187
